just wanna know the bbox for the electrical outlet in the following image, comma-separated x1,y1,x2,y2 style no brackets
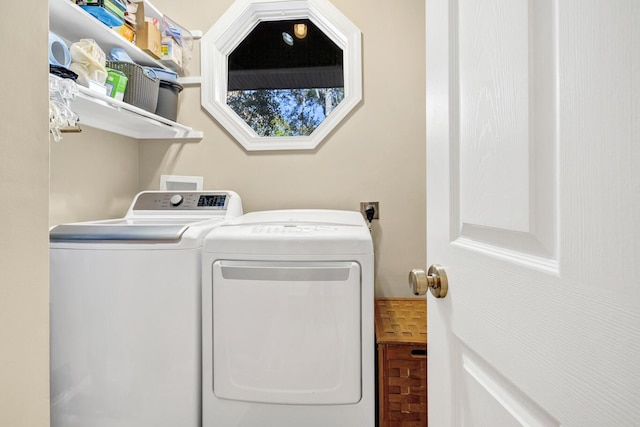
360,202,379,220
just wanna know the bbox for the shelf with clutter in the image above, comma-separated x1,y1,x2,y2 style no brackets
48,0,201,141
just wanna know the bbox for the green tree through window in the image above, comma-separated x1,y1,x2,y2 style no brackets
227,87,344,137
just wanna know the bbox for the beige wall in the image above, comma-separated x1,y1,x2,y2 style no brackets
50,128,139,226
140,0,426,297
0,0,50,425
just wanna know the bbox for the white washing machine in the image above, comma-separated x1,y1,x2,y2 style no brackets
50,190,242,427
201,209,375,427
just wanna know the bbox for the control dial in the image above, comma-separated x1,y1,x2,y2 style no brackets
170,194,184,207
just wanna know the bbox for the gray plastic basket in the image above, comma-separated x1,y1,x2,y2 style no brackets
106,61,159,113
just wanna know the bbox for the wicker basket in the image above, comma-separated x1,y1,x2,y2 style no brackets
375,298,427,427
106,61,159,113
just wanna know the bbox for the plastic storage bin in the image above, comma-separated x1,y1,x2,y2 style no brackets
149,67,178,81
78,0,126,27
106,61,159,113
155,80,183,121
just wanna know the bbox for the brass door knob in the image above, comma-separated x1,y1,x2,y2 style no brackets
408,264,448,298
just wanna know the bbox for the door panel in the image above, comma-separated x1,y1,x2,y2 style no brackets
426,0,640,425
459,0,531,233
460,349,559,427
455,0,557,265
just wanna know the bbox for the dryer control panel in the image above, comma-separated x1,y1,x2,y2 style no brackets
132,191,229,211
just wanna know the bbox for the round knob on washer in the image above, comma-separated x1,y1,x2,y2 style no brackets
170,194,184,206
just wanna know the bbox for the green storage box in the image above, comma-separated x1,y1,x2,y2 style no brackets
105,68,128,101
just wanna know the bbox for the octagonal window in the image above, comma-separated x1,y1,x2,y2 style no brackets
201,0,361,151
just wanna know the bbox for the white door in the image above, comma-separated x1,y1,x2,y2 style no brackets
424,0,640,426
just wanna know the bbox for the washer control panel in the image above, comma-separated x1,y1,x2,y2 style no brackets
132,192,229,210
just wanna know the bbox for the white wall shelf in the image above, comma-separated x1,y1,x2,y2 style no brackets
178,76,202,87
48,0,202,141
71,83,203,140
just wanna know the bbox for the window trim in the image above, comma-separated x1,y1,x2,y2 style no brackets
200,0,362,151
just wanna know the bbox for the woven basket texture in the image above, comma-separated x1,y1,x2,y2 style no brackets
106,61,159,113
375,298,427,427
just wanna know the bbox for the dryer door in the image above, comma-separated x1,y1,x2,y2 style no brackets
212,260,361,405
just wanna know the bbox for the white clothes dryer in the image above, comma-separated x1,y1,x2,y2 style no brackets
50,191,242,427
201,209,375,427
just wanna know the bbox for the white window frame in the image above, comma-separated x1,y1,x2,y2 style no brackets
200,0,362,151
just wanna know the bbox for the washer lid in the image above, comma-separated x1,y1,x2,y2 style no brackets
50,222,190,243
49,217,225,244
203,209,373,255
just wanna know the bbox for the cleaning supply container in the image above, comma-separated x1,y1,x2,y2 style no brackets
105,68,128,101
